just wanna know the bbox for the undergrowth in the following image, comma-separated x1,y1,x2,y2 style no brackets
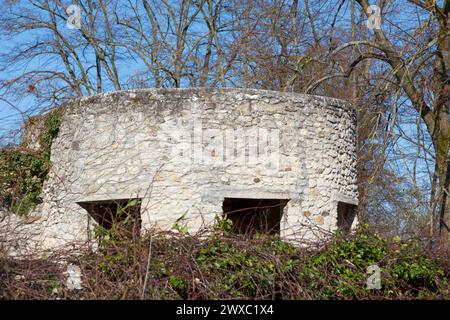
1,226,449,300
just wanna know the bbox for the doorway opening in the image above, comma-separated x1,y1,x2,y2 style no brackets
78,198,142,241
337,201,357,233
222,198,289,236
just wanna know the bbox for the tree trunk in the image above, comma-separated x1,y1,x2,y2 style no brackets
437,4,450,244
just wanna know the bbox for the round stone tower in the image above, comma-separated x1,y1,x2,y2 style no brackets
29,88,358,249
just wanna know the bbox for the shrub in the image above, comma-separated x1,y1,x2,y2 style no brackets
0,110,61,215
1,229,449,300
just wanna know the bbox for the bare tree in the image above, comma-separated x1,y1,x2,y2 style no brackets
307,0,449,243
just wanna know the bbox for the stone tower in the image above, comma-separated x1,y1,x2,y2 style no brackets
16,88,358,250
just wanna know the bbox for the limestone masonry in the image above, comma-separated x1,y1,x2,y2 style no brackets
4,88,359,252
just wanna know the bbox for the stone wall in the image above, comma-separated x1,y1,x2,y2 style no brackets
21,115,48,152
10,88,358,251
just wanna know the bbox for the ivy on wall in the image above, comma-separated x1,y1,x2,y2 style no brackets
0,110,61,215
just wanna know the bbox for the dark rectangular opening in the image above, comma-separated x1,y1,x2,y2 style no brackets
222,198,289,236
337,201,357,233
78,198,142,240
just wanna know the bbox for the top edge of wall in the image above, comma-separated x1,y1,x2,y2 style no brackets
61,87,355,112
